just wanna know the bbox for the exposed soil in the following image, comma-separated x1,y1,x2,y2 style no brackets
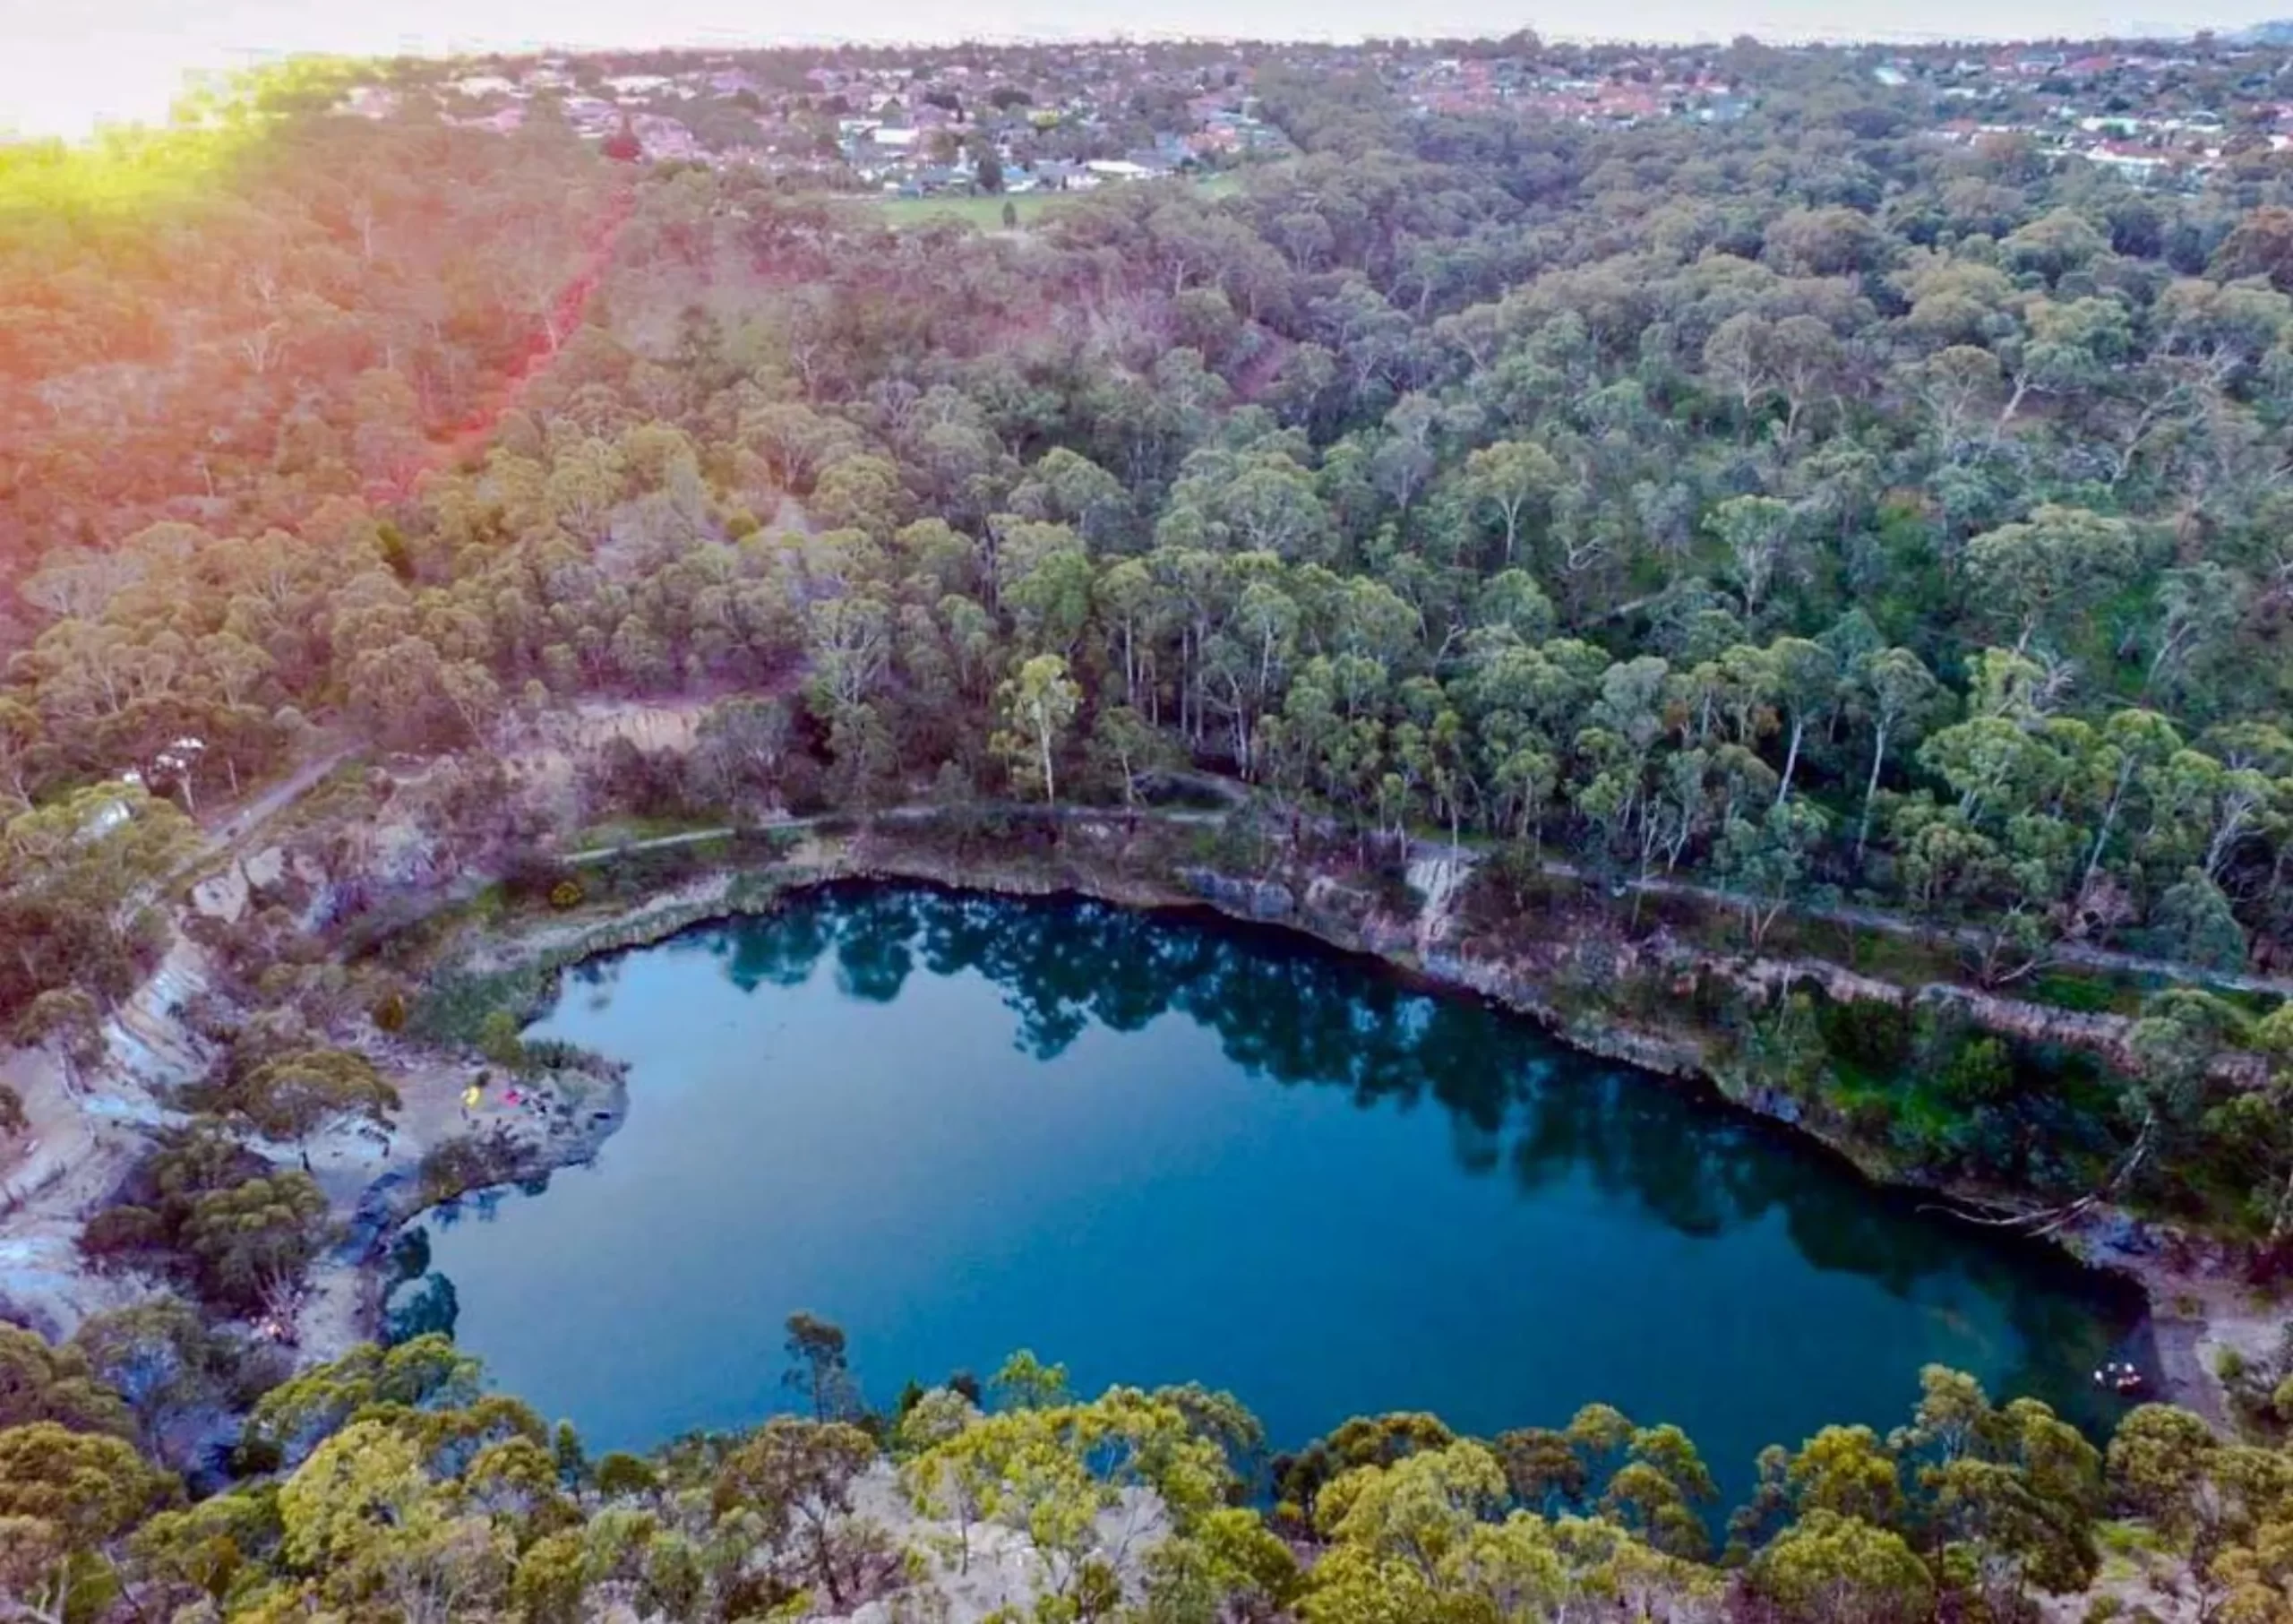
5,743,2287,1447
406,818,2291,1430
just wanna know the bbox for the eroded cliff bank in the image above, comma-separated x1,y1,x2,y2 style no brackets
412,814,2285,1429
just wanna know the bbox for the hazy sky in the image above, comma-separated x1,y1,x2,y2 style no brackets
6,0,2290,139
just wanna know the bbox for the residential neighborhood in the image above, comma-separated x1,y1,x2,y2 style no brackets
335,41,1300,199
313,29,2293,201
1875,40,2293,185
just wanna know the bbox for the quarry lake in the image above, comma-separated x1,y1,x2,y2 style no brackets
411,883,2148,1493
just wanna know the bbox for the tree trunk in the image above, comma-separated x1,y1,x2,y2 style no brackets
812,1520,845,1608
2270,1161,2293,1247
1775,718,1805,807
1857,723,1889,861
2083,763,2134,890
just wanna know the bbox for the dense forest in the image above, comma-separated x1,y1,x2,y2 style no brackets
2,1313,2291,1624
10,33,2293,1624
12,43,2293,1234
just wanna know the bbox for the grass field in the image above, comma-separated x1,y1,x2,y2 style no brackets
846,170,1245,231
860,191,1069,228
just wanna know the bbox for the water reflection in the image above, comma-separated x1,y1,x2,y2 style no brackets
449,883,2145,1465
576,883,2141,1423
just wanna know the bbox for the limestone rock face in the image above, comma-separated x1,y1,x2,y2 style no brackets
1177,867,1294,921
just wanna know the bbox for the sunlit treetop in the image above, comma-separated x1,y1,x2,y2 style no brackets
0,56,369,219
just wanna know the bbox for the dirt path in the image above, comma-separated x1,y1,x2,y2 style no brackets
1549,860,2293,1000
0,743,410,1338
561,799,1232,866
181,741,357,876
563,827,740,864
11,742,2289,1379
562,796,2293,1000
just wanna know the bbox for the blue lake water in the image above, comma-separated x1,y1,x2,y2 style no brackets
412,884,2146,1498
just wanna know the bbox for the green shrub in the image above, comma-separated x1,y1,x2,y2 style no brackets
1934,1035,2014,1109
1814,995,1914,1072
417,1134,523,1205
2031,972,2120,1014
477,1010,527,1070
370,990,408,1033
596,1452,657,1496
1843,1095,1897,1140
78,1204,167,1261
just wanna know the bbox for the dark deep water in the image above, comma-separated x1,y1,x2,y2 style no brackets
411,884,2147,1496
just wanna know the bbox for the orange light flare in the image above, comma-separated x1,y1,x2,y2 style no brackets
376,177,638,505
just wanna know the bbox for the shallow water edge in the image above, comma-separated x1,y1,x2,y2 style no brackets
382,824,2228,1424
417,881,2151,1473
